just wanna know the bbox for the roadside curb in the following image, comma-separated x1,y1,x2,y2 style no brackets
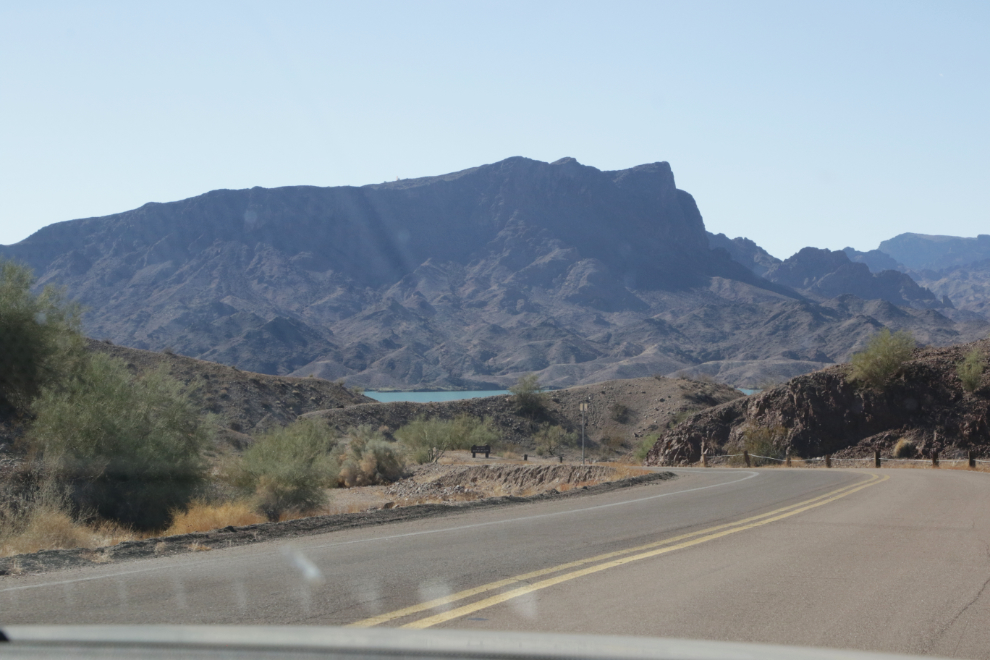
0,471,675,577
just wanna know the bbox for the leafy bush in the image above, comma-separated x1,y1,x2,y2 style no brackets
337,425,406,487
0,259,85,413
609,402,630,423
396,415,499,464
892,438,916,458
634,435,659,462
741,425,788,463
230,417,338,521
509,373,546,417
849,329,915,389
534,424,576,458
957,348,985,393
28,353,210,530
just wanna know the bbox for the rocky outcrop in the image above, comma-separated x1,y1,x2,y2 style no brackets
708,232,781,277
645,338,990,465
764,247,944,310
842,247,905,273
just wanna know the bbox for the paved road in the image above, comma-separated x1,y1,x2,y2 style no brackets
2,468,989,658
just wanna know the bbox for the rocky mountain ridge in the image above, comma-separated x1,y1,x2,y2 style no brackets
3,157,986,389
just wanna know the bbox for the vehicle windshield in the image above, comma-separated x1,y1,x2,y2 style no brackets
2,3,989,659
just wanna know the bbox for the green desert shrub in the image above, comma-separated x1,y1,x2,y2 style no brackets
849,329,915,389
0,259,86,413
509,373,546,417
741,425,788,464
28,353,210,530
957,348,985,393
634,435,660,462
396,415,500,464
892,438,916,458
609,402,630,423
337,425,406,487
231,417,338,521
534,424,576,458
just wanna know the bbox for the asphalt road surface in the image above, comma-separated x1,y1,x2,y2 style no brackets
2,468,989,659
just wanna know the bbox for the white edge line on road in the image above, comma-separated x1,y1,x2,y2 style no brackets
0,469,761,594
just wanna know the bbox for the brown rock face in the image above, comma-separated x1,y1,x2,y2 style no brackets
645,338,990,465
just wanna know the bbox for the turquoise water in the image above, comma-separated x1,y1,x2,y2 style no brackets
364,390,510,403
366,387,760,403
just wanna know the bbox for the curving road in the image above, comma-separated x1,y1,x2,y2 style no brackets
2,468,989,658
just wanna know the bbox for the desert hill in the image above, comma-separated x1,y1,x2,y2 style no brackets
3,157,986,389
645,337,990,466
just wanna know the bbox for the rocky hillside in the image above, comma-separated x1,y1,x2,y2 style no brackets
645,338,990,465
88,340,371,443
3,157,986,389
913,260,990,321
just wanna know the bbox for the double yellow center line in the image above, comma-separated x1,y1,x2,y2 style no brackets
349,473,887,629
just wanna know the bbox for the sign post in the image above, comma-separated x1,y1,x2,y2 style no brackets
579,400,589,465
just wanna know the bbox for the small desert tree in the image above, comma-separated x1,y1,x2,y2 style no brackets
29,353,211,530
534,424,576,458
957,348,985,393
509,373,546,417
849,329,915,389
0,259,85,413
396,415,500,464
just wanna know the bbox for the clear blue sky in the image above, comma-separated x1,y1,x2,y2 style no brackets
2,1,987,259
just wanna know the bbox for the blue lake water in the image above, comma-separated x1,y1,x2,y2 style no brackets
366,387,760,402
364,390,510,403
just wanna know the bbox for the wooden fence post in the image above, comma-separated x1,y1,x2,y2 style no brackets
743,450,751,467
825,454,832,468
785,450,791,468
932,450,939,468
875,449,881,469
969,450,975,469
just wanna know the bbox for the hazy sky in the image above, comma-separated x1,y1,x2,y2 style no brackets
2,1,987,259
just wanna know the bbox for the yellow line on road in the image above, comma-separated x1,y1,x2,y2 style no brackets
348,473,883,628
402,473,887,629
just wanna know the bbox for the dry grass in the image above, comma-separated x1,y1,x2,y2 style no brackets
163,500,265,536
601,464,650,479
0,508,136,558
326,502,373,515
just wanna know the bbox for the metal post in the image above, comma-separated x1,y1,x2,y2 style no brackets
969,450,975,469
579,400,589,466
932,450,939,468
875,449,881,469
